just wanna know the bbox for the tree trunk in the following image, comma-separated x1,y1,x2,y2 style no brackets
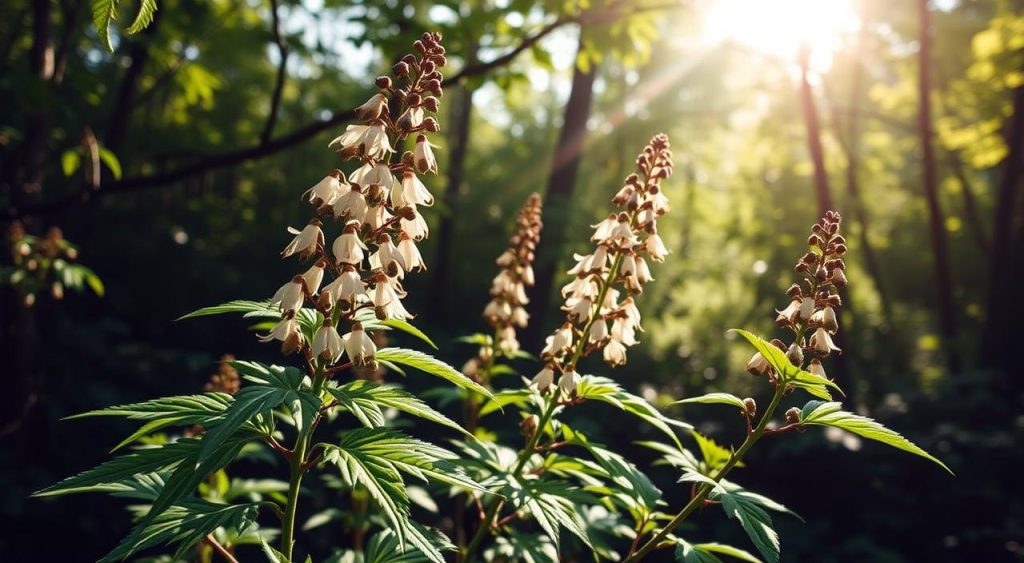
797,47,834,217
524,32,597,350
428,40,478,319
918,0,961,373
106,9,163,152
981,78,1024,371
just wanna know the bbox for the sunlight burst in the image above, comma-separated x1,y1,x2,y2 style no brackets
703,0,860,72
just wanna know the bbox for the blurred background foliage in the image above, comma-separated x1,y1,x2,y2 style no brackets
2,0,1023,560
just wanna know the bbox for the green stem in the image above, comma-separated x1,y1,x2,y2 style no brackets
463,237,632,560
279,369,325,560
624,385,786,562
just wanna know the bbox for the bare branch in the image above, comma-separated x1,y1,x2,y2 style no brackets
260,0,289,145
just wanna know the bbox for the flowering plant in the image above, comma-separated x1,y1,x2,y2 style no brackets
37,33,948,563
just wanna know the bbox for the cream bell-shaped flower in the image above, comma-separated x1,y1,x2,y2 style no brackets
312,323,344,363
603,338,628,367
270,276,305,313
611,317,639,347
333,222,367,265
365,205,394,231
746,351,769,376
807,357,828,378
333,185,368,221
351,163,395,193
330,124,393,160
354,92,388,121
563,297,592,323
370,235,407,278
645,233,669,262
397,234,426,272
372,274,413,320
542,323,573,357
810,327,842,355
799,296,815,321
344,323,376,365
591,214,618,243
323,267,365,309
588,318,609,344
301,260,326,294
812,305,839,333
510,306,529,328
776,298,802,324
394,172,434,208
558,369,580,396
532,366,555,392
282,220,324,259
259,314,304,354
413,134,438,174
400,206,430,241
304,173,344,207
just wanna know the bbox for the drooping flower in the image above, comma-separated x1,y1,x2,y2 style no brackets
304,172,344,207
541,323,574,358
397,234,426,272
413,134,438,174
330,124,393,160
532,365,555,392
558,369,580,396
301,260,326,294
333,222,367,265
344,323,376,365
312,323,344,362
282,220,324,259
810,327,842,355
746,351,769,376
259,314,304,354
354,92,388,121
270,276,305,313
393,172,434,208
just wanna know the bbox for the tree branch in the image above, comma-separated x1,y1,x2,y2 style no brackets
10,2,689,219
260,0,289,145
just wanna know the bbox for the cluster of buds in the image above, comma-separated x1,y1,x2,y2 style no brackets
5,223,85,306
533,134,673,397
261,33,446,369
482,193,543,354
202,355,241,395
747,211,847,380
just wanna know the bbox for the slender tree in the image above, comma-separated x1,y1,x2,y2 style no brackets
525,31,598,348
917,0,960,372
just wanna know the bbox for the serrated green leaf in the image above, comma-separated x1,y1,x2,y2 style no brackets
327,380,468,436
375,347,493,399
36,439,201,497
715,490,780,563
564,427,661,509
379,318,437,350
503,476,594,549
675,393,747,411
124,0,157,34
101,499,258,562
479,388,531,416
799,401,952,473
177,300,277,321
730,329,843,399
676,540,762,563
67,393,234,452
91,0,118,52
576,375,691,447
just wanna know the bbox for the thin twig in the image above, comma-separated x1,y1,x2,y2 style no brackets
206,534,240,563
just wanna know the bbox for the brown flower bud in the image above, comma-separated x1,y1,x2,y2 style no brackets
423,117,440,132
743,397,757,416
422,96,440,112
374,76,392,89
393,61,410,77
785,407,801,424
